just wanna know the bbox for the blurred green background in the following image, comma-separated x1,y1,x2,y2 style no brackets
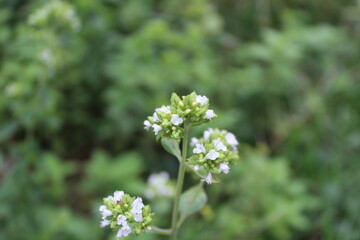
1,0,360,239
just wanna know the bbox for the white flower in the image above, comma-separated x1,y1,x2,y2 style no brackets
117,215,127,226
219,162,230,174
205,110,216,120
100,219,110,228
225,132,239,150
152,124,162,135
212,139,227,151
144,120,151,130
201,173,213,184
132,197,144,211
116,224,132,238
170,114,183,126
205,149,219,160
194,165,200,171
203,128,214,140
193,143,206,154
156,106,171,113
196,95,208,106
99,205,112,218
108,191,124,202
131,197,144,222
133,212,143,222
145,172,174,199
153,112,160,122
190,137,199,147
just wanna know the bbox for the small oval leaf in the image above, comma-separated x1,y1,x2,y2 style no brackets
179,185,207,218
161,137,181,161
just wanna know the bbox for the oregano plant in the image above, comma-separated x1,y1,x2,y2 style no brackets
99,92,240,239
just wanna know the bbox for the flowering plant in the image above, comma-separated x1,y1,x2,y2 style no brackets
99,92,239,239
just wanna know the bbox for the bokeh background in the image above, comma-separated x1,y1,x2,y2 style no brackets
1,0,360,239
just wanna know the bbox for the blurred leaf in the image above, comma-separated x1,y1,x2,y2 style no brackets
161,137,181,161
179,184,207,218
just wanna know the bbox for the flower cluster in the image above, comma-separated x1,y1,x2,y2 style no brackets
188,128,240,184
28,0,81,31
144,92,217,141
145,172,175,199
99,191,154,239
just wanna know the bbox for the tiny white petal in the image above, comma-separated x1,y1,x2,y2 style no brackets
194,165,200,171
196,95,208,106
117,215,127,226
116,224,132,238
190,137,199,147
156,106,171,113
133,213,143,222
152,124,162,135
205,110,216,120
113,191,124,202
225,132,239,149
99,205,112,217
153,112,160,122
193,143,206,154
219,162,230,174
170,114,183,126
201,173,213,184
131,197,144,222
144,120,151,130
131,197,144,211
99,205,112,219
100,219,110,228
212,139,227,151
205,149,219,160
203,128,214,140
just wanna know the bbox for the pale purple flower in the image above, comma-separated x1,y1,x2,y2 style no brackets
205,110,216,120
144,120,151,130
153,112,160,122
100,219,110,228
212,139,227,151
201,173,213,184
170,114,183,126
117,215,127,226
205,149,219,160
131,197,144,222
99,205,112,219
190,137,199,147
193,143,206,154
152,124,162,135
219,162,230,174
116,224,132,238
225,132,239,150
196,95,208,106
203,128,214,140
156,106,171,113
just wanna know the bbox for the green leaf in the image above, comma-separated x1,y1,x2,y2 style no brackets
161,137,181,161
170,92,181,107
179,185,207,218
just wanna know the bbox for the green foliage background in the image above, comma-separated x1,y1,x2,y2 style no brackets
1,0,359,239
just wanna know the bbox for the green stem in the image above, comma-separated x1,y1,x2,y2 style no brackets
150,226,171,235
170,123,190,240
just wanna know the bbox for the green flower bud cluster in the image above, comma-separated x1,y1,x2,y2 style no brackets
144,92,217,141
99,191,154,239
187,128,240,184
